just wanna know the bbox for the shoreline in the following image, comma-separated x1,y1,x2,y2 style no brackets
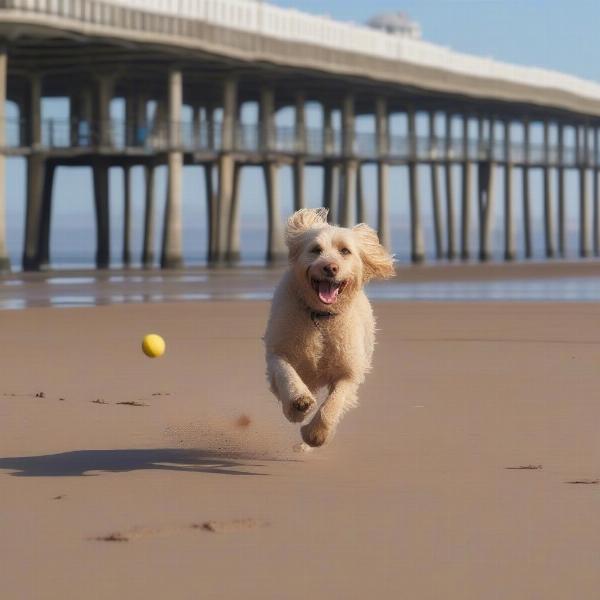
4,258,600,283
3,260,600,309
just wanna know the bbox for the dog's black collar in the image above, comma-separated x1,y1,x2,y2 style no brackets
295,293,338,326
310,310,336,320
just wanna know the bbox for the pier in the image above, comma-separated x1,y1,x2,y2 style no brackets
1,0,600,270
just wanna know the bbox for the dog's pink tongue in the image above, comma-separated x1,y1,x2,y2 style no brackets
318,281,339,304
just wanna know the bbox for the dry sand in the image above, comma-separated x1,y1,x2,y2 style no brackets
2,300,600,599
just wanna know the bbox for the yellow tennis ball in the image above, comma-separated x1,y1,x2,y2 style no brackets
142,334,165,358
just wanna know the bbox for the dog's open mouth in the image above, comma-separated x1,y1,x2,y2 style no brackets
311,279,347,305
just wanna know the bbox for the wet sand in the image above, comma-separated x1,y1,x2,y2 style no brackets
4,260,600,308
2,300,600,599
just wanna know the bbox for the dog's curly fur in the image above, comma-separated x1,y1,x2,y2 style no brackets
264,208,395,447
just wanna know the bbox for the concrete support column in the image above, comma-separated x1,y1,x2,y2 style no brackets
204,163,217,263
260,87,286,263
408,108,425,263
340,160,357,228
376,161,389,248
356,163,366,223
295,92,306,154
70,85,94,147
477,117,495,261
0,49,9,272
292,159,305,213
444,112,455,259
322,105,338,223
263,161,286,263
260,87,275,152
579,124,590,258
543,121,555,258
339,94,356,227
293,93,306,211
161,68,183,269
69,91,79,147
460,115,472,260
37,161,56,270
323,160,339,224
323,103,334,156
429,112,443,259
476,116,485,159
375,97,390,249
122,165,132,266
142,164,155,268
594,128,600,256
557,123,566,257
124,88,135,147
212,79,237,264
23,73,45,271
192,105,201,150
503,119,515,261
216,154,234,263
134,94,147,147
477,161,495,262
522,119,532,258
95,75,114,147
222,81,237,152
77,86,94,147
206,105,216,151
226,163,242,263
28,74,42,150
93,160,110,269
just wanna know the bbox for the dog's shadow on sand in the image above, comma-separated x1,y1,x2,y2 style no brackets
0,448,269,477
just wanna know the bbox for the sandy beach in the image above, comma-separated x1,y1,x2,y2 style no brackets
2,298,600,599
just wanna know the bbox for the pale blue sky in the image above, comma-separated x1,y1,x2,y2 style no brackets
5,0,598,267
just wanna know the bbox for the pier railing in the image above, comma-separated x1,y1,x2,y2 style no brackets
2,117,597,166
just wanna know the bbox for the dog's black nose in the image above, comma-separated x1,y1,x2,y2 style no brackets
322,263,338,277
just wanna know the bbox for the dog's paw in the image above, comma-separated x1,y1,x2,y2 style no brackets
283,394,316,423
300,413,331,447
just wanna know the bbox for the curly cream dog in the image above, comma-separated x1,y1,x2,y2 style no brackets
264,208,395,447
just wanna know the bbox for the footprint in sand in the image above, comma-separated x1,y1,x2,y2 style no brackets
565,479,599,485
94,519,267,542
193,518,267,533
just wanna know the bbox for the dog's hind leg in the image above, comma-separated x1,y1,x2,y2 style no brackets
300,379,359,447
266,353,317,423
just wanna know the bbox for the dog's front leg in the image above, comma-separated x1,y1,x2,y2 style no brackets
266,353,317,423
301,379,359,447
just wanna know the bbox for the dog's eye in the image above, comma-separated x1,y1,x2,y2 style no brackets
310,245,322,254
340,247,351,256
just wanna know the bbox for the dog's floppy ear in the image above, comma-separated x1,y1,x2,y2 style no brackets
285,208,328,259
352,223,395,281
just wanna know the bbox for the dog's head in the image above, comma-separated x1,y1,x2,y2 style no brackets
285,208,395,311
